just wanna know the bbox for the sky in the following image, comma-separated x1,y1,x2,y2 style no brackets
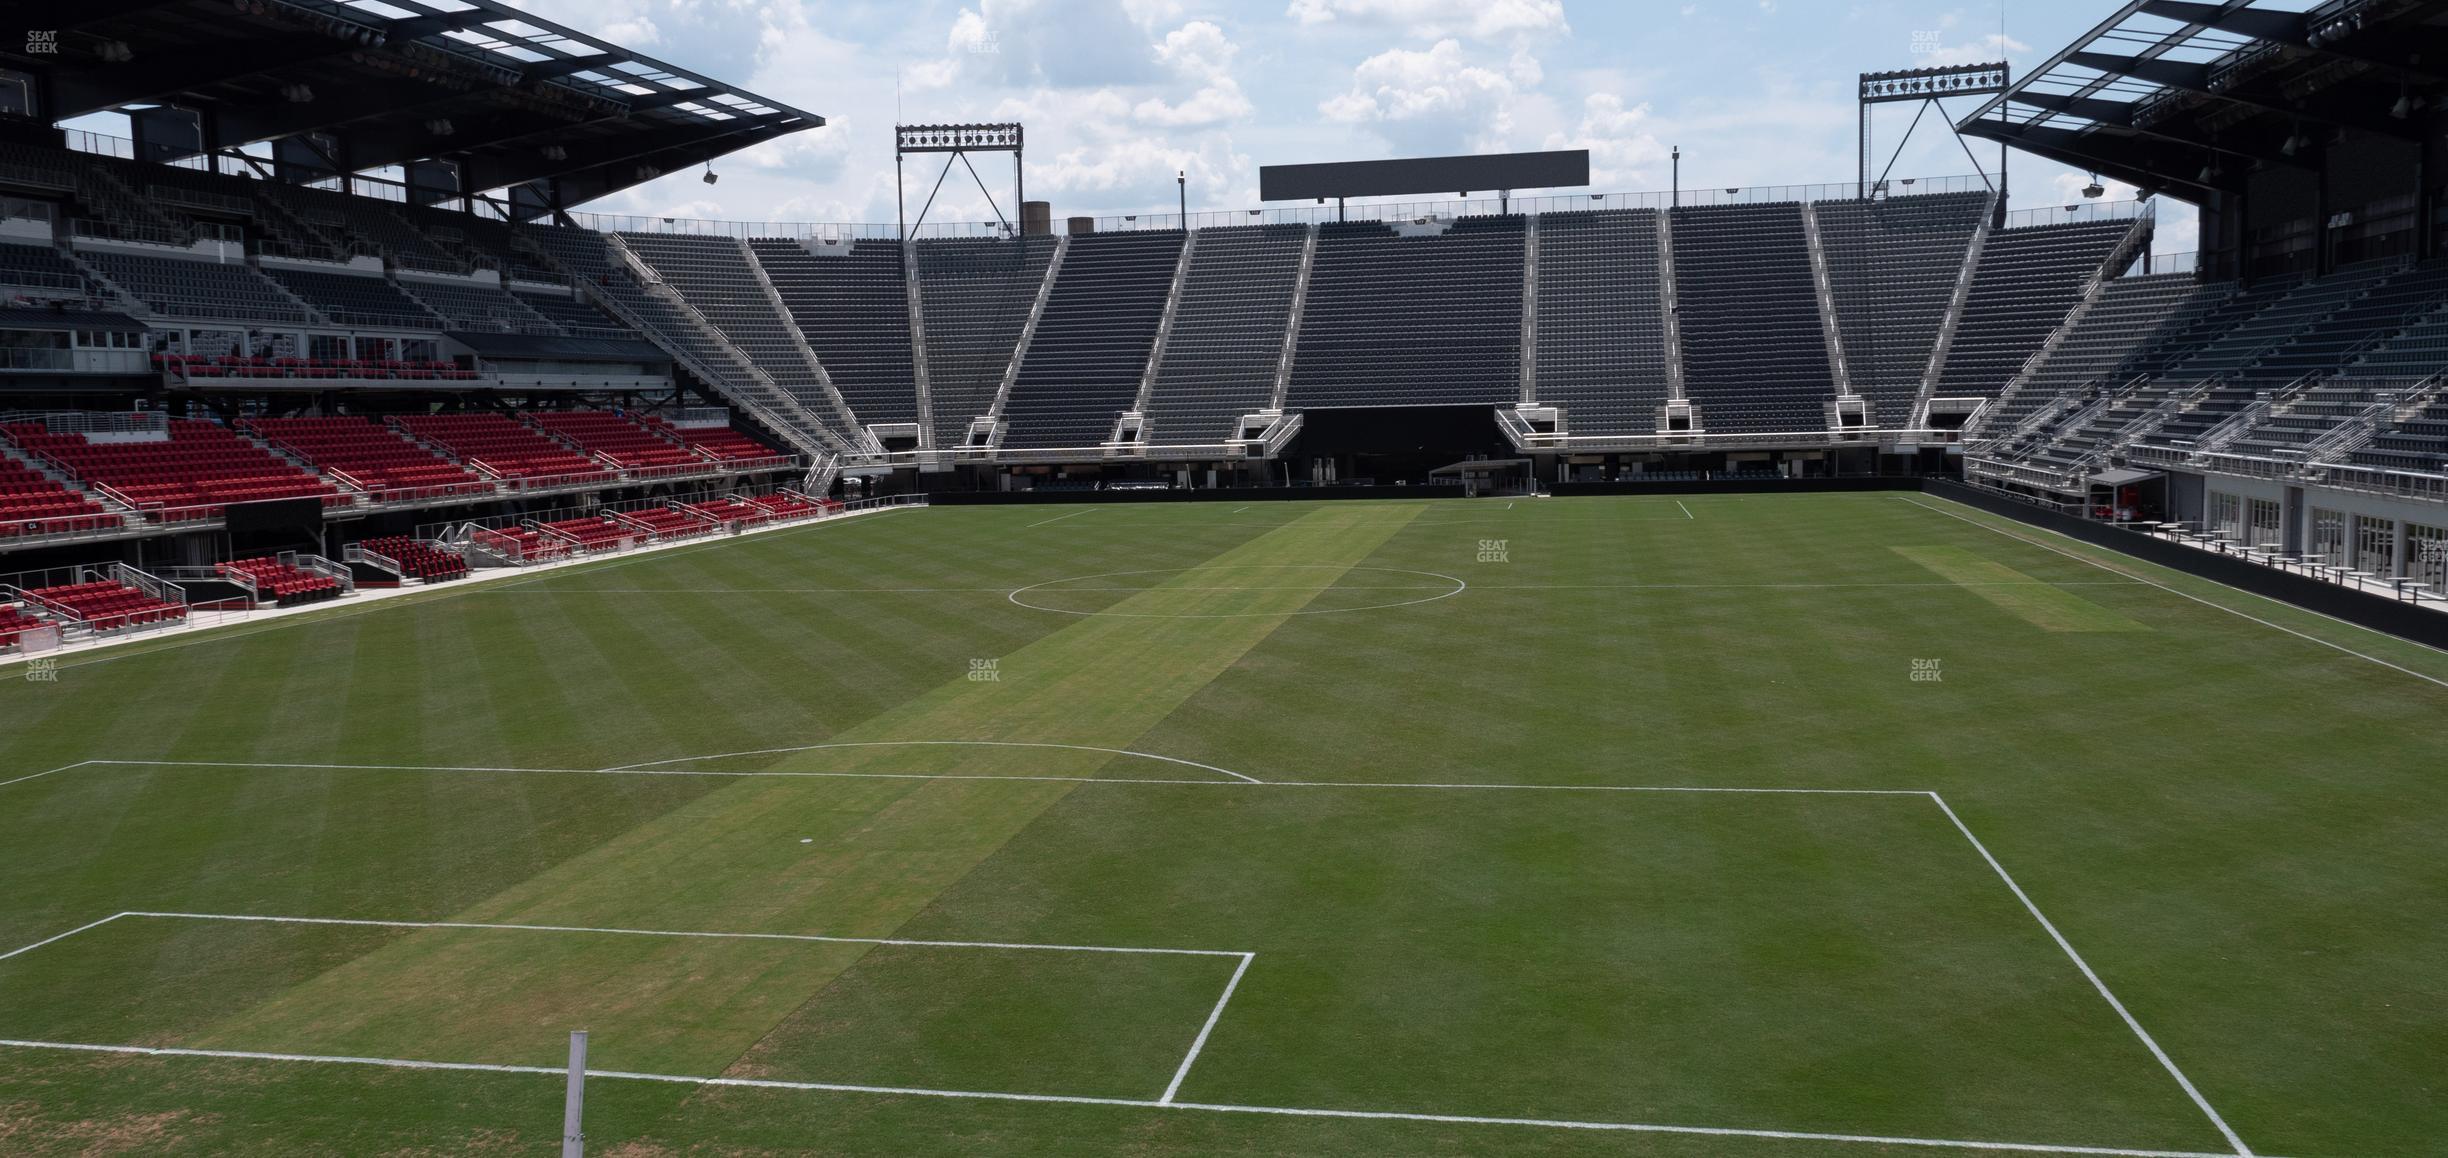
110,0,2201,252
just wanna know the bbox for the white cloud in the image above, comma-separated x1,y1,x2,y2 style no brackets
1320,39,1527,152
1542,92,1669,189
1286,0,1568,40
1134,21,1253,126
1914,32,2030,68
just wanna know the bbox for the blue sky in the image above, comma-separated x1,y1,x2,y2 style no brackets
436,2,2194,248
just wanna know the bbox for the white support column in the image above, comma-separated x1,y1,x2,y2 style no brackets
1270,224,1319,411
902,239,936,450
1520,214,1540,404
988,233,1069,424
560,1030,588,1158
1655,211,1685,402
1134,229,1199,416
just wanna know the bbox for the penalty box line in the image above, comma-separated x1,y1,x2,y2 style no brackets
0,1037,2266,1158
19,758,1933,798
23,910,1252,959
0,765,2252,1153
0,911,1258,1110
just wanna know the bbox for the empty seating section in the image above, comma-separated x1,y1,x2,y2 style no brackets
399,278,558,333
0,454,115,536
4,420,334,517
77,249,310,323
536,516,635,551
2222,380,2409,460
469,524,565,563
1533,210,1667,435
2153,383,2266,447
1291,217,1525,410
219,556,342,606
260,186,465,273
529,412,700,469
2257,262,2448,375
164,354,477,381
22,579,185,630
914,236,1058,445
2351,394,2448,475
247,416,490,500
2160,271,2374,382
1936,221,2131,399
511,289,635,338
1142,225,1307,444
0,241,93,299
748,239,920,426
745,493,824,519
1671,203,1831,432
635,417,784,465
2020,383,2184,472
1002,230,1186,448
1989,274,2216,431
620,234,835,417
263,266,440,329
681,498,772,528
529,228,835,455
2354,283,2448,373
2114,276,2303,382
358,536,470,582
617,506,717,539
0,602,49,649
394,414,613,484
1815,193,1987,422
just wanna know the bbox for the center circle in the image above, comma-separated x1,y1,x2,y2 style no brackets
1007,564,1468,618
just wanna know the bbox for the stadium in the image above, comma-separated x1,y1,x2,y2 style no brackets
0,0,2446,1154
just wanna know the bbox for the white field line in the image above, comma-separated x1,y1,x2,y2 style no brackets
0,792,2249,1158
48,758,1240,791
1231,505,1251,514
0,1038,2261,1158
1899,496,2448,693
1677,500,1694,520
106,910,1246,959
0,760,96,789
0,911,129,961
17,758,1938,798
1161,952,1253,1103
1027,509,1094,528
1265,780,1929,797
1927,793,2252,1157
609,740,1264,784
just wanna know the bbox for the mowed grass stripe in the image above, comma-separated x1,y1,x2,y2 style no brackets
1891,546,2146,633
186,506,1423,1079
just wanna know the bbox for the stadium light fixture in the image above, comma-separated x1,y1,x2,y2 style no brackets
702,163,718,185
2082,174,2105,199
2391,88,2415,120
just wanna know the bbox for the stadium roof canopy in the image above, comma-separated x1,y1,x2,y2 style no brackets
7,0,821,209
1955,0,2447,199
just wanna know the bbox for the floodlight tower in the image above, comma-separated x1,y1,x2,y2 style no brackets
895,123,1025,238
1857,62,2011,224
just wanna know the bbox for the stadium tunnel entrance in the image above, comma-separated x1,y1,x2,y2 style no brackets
1282,406,1514,487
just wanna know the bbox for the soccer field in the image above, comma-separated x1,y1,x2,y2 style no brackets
2,493,2444,1158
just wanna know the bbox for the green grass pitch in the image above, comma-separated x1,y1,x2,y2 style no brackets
2,493,2445,1157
